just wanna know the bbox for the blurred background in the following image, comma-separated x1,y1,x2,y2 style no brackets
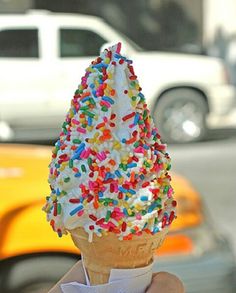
0,0,236,292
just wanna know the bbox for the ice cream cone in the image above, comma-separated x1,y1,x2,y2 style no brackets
70,227,168,285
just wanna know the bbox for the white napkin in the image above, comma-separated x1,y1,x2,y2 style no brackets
61,259,153,293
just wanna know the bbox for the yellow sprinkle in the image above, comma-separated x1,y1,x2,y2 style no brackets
123,202,129,209
128,89,133,97
106,84,112,91
87,126,93,131
104,57,110,64
134,205,142,211
51,195,57,201
118,178,124,184
94,132,99,139
108,73,112,79
127,222,132,227
135,84,140,90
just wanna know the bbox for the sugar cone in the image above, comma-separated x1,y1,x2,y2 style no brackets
70,227,168,285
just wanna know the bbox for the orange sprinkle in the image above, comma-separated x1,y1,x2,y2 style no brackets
110,89,116,96
80,91,91,98
130,172,135,182
125,137,136,144
109,159,116,166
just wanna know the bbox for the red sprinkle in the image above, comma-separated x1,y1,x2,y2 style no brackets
69,198,80,203
121,222,127,232
89,214,97,221
122,112,135,121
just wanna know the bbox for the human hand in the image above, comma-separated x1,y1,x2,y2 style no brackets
146,272,185,293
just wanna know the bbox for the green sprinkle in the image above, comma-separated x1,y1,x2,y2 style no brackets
143,110,148,119
87,157,92,166
69,160,73,168
130,229,136,234
164,186,169,193
134,141,140,148
80,106,89,111
144,161,151,168
105,210,111,221
131,96,136,101
57,203,61,214
101,106,108,112
72,139,81,144
64,177,70,183
89,98,96,105
81,165,86,172
167,164,171,170
141,210,147,215
83,110,95,118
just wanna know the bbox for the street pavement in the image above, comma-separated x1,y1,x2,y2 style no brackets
169,129,236,255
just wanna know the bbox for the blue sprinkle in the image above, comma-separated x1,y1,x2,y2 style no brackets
115,170,122,178
75,172,81,177
114,53,122,59
92,90,97,97
154,150,158,155
138,92,144,99
143,144,149,150
121,139,126,143
123,208,128,216
148,202,158,213
102,96,114,104
140,196,148,201
92,62,108,68
98,191,104,198
90,83,95,89
56,188,60,196
133,113,139,125
113,199,118,205
127,163,137,168
70,205,83,216
153,226,160,233
119,186,128,193
140,174,145,180
72,151,83,160
81,96,90,103
128,189,136,195
88,116,92,126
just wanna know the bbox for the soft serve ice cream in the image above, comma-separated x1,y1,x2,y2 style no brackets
43,43,176,242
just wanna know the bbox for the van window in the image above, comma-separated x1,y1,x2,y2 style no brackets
0,29,39,58
60,29,106,57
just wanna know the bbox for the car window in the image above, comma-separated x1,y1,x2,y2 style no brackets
60,29,106,57
0,29,39,58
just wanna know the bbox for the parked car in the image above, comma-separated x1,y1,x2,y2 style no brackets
0,10,235,143
0,143,235,293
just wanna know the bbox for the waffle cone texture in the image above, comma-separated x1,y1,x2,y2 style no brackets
70,227,168,285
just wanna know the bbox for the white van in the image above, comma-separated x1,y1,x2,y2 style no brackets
0,10,235,143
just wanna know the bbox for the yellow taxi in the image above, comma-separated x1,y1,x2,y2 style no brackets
0,144,235,293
